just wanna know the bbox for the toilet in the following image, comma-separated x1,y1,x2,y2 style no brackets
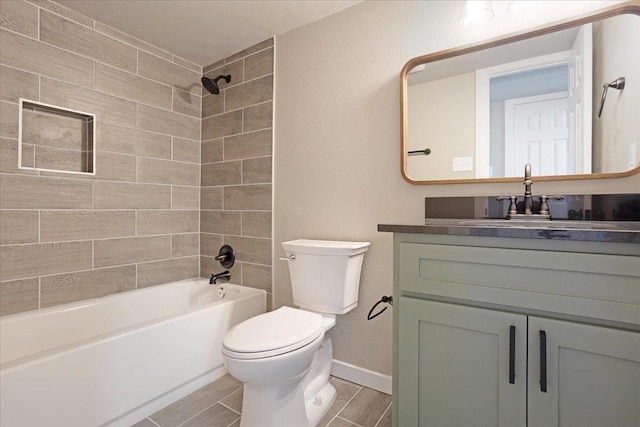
221,239,370,427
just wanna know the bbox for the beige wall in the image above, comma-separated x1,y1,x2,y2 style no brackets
200,40,274,308
274,0,635,377
407,72,476,180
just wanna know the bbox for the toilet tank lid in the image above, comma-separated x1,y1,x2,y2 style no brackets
282,239,370,256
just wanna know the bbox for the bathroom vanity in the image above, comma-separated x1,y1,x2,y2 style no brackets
379,221,640,427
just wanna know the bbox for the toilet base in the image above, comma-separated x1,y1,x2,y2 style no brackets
238,337,335,427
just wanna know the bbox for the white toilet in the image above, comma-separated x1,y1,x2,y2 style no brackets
221,239,370,427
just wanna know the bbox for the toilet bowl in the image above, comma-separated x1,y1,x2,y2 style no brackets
221,239,369,427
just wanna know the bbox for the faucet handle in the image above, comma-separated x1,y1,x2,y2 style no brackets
539,196,564,217
497,196,518,219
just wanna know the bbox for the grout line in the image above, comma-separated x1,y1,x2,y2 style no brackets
324,386,363,427
373,401,392,427
145,417,161,427
335,416,363,426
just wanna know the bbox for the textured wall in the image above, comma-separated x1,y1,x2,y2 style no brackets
274,0,635,377
200,40,274,309
0,0,202,316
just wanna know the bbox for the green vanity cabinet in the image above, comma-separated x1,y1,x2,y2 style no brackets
390,233,640,427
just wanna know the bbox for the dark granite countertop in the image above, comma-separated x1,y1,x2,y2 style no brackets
378,219,640,244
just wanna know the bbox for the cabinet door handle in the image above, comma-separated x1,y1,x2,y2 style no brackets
509,325,516,384
540,330,547,393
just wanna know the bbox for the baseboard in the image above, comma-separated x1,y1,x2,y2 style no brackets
331,359,392,395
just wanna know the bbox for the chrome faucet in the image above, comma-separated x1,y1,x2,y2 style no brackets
210,270,231,285
496,163,563,220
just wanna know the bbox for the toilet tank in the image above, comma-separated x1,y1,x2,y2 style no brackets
282,240,370,315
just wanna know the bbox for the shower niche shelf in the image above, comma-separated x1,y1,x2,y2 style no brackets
18,99,96,175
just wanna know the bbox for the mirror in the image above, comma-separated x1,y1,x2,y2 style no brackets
401,2,640,184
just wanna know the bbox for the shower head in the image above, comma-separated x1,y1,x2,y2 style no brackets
201,75,232,95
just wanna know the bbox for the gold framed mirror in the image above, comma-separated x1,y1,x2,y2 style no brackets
401,1,640,184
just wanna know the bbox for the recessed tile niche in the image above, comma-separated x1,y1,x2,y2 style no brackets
19,99,96,175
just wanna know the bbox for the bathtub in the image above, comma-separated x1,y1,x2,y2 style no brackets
0,278,265,427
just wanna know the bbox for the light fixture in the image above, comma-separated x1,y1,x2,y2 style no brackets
459,0,494,28
507,1,547,15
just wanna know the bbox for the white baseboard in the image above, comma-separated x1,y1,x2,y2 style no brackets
331,359,392,395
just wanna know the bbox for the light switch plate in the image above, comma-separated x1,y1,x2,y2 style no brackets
452,156,473,172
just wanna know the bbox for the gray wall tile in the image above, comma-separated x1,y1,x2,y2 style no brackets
243,156,272,184
0,241,92,281
0,0,38,38
0,277,39,316
94,181,171,209
226,38,273,63
200,186,223,210
33,145,88,173
94,235,171,268
202,92,224,118
94,21,172,61
137,104,200,141
0,64,39,103
200,233,222,258
173,56,201,73
224,129,272,161
138,157,200,186
95,151,136,182
28,0,95,28
95,62,172,109
224,184,271,210
137,210,199,236
22,107,88,151
172,185,199,209
40,265,136,307
223,236,271,265
138,51,200,95
245,47,274,80
202,139,223,163
203,59,243,91
173,88,201,118
201,161,241,186
242,263,271,291
173,137,200,163
40,210,135,242
137,256,199,288
40,10,137,72
201,210,241,235
0,100,19,138
225,75,273,111
0,28,94,88
0,174,93,208
41,77,137,128
100,122,172,159
242,211,271,238
0,137,37,174
202,110,242,140
172,233,199,257
244,102,273,132
0,210,38,244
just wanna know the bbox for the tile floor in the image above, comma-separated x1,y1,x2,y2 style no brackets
132,374,391,427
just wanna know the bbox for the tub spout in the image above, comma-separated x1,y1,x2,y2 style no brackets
210,270,231,285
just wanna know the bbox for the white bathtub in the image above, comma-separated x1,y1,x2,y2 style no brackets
0,278,265,427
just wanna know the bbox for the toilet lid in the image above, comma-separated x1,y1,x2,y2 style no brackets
222,306,324,359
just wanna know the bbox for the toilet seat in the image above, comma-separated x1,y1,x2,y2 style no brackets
222,306,324,360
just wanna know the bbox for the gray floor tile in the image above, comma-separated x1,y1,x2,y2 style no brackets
149,375,242,427
180,403,240,427
327,417,361,427
338,387,392,427
131,418,159,427
219,387,243,413
375,403,392,427
318,377,362,427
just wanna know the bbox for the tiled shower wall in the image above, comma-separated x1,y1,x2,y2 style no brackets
0,0,204,315
0,1,274,317
200,40,274,308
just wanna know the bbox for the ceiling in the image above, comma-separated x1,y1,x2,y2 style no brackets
57,0,363,68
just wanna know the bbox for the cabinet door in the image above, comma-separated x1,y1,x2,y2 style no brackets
397,298,527,426
528,317,640,427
